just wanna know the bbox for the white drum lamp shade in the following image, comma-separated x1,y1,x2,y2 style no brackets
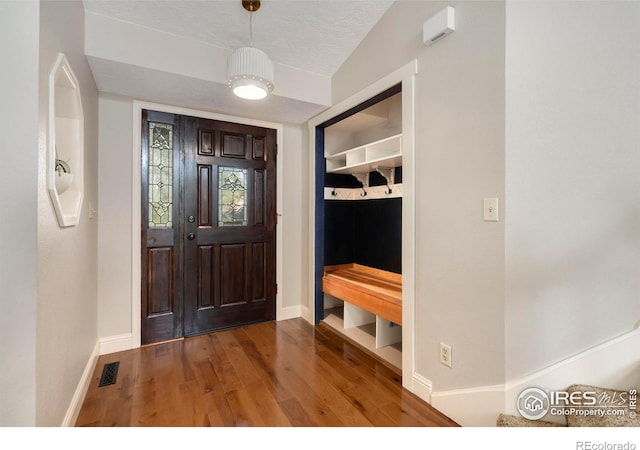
227,46,275,100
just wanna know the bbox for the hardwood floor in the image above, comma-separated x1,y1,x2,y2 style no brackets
76,318,458,427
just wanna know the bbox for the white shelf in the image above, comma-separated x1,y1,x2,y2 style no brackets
325,133,402,174
322,308,402,370
322,294,402,369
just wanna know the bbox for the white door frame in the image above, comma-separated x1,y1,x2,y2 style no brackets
131,101,284,347
306,60,418,391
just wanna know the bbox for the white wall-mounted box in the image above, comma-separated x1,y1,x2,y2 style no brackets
423,6,455,46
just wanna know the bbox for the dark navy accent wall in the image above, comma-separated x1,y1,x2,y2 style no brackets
324,197,402,274
324,200,355,265
314,127,325,324
353,198,402,274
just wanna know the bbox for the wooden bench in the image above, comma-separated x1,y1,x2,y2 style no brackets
322,263,402,326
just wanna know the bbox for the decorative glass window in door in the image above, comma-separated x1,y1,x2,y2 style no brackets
218,166,248,226
148,122,174,228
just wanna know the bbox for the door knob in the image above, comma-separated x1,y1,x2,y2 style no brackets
187,233,195,240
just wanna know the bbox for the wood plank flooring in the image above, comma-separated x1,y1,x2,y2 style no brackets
76,318,458,427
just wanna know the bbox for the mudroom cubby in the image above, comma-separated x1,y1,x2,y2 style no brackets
319,88,403,370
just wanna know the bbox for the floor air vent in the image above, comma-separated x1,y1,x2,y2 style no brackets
98,361,120,387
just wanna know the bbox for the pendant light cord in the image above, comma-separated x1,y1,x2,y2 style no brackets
249,11,254,47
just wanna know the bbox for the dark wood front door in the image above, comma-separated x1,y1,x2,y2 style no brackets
141,111,277,345
182,116,277,336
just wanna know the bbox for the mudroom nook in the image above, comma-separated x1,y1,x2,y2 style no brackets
314,85,406,370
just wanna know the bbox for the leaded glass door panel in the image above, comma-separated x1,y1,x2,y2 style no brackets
141,110,183,344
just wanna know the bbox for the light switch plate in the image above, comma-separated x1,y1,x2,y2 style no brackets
483,198,499,222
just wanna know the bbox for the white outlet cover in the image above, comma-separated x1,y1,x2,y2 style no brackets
440,342,452,368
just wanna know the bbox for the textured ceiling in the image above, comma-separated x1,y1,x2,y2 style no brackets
83,0,394,76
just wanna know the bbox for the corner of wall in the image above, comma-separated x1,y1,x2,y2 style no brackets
61,340,100,426
428,323,640,426
37,0,100,426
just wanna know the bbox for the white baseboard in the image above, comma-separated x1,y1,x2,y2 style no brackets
99,333,133,355
412,372,433,403
277,305,303,321
61,340,100,427
427,324,640,427
300,305,311,323
431,384,506,427
503,326,640,424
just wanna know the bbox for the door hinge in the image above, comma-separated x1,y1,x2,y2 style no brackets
275,284,278,294
275,144,278,156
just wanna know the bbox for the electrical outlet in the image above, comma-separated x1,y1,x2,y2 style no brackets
440,342,452,368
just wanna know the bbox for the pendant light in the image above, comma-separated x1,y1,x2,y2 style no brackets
227,0,274,100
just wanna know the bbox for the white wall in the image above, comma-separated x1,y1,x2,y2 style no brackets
331,0,640,426
97,96,308,341
281,124,308,310
0,0,40,427
416,1,505,392
505,1,640,379
300,125,311,318
97,94,133,339
37,0,99,426
331,1,506,391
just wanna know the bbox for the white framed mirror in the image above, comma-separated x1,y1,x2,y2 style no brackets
48,53,84,227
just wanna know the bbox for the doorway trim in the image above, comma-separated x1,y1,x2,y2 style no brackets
307,60,418,392
132,101,284,348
